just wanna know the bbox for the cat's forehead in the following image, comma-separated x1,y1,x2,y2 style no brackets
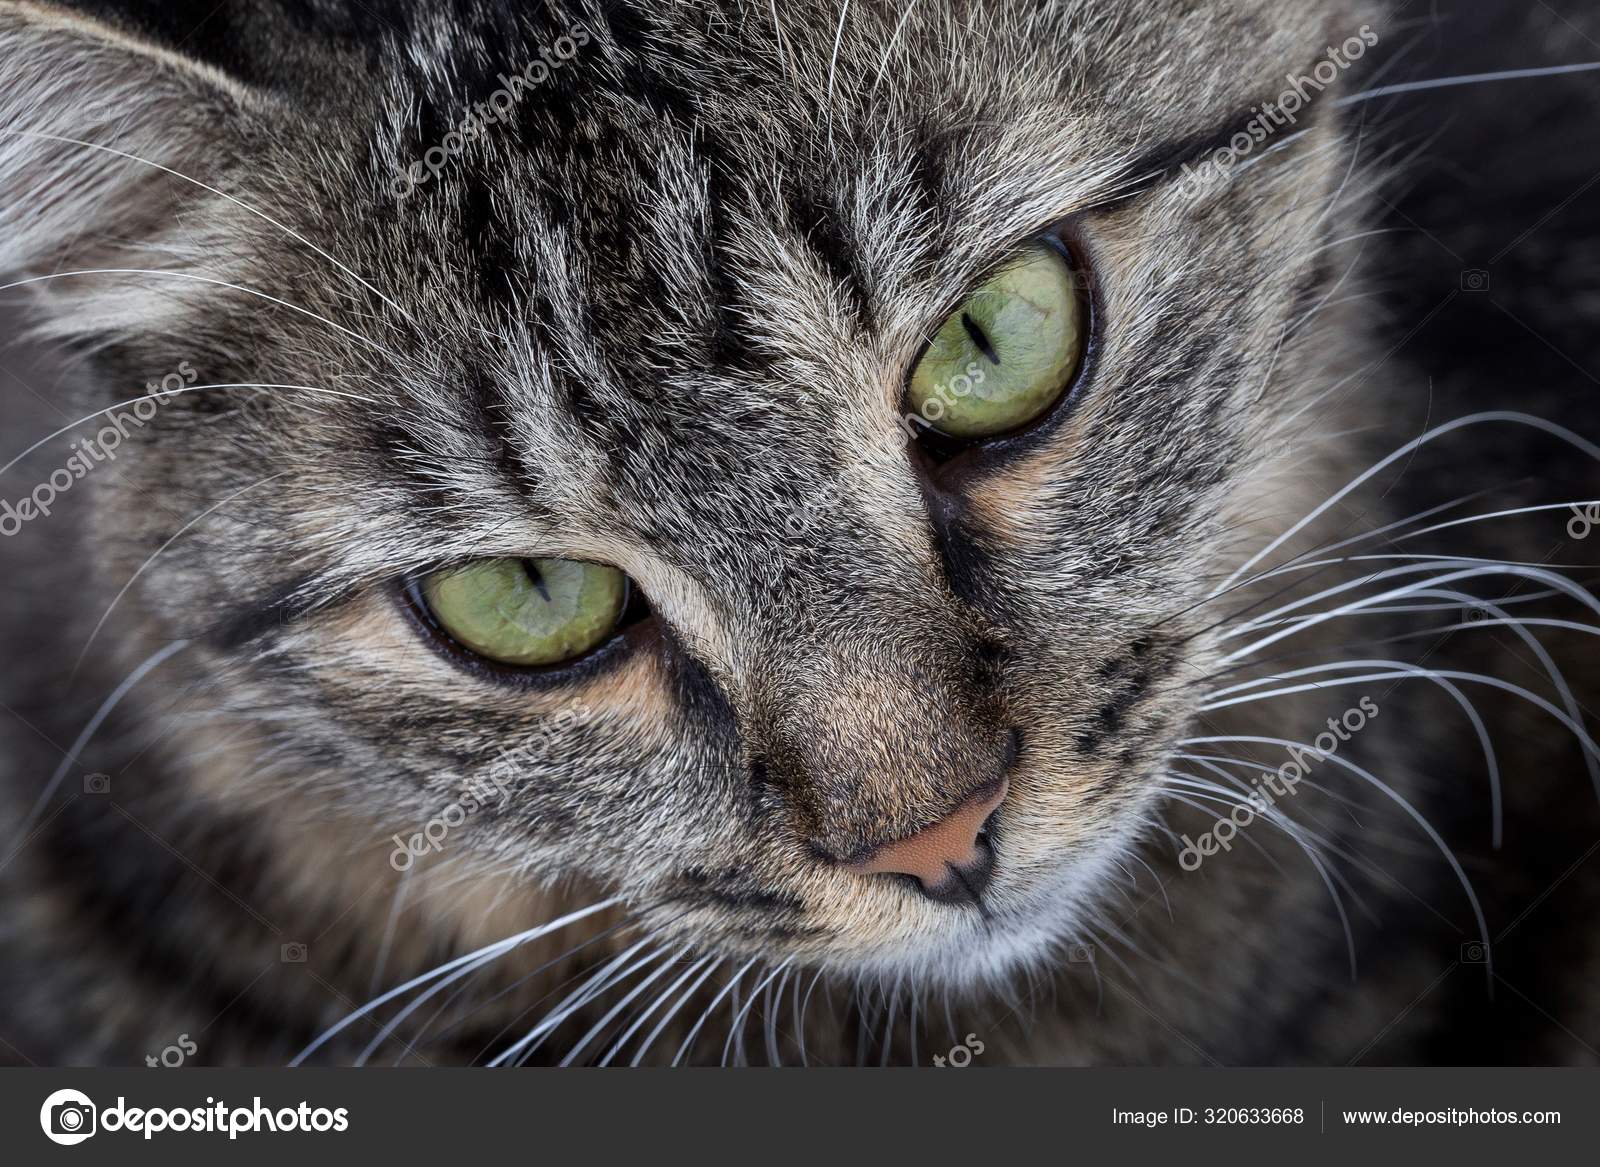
325,0,1359,582
376,0,1345,399
380,0,1349,329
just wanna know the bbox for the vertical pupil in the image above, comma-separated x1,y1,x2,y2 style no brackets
520,560,553,603
961,312,1001,366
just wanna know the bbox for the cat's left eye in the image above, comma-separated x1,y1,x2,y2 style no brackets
414,557,628,668
906,241,1087,440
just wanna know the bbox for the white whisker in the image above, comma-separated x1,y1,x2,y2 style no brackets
1211,651,1505,844
1336,62,1600,108
1213,412,1600,597
1182,735,1491,983
721,958,793,1066
1221,563,1600,658
11,639,188,849
0,384,378,482
627,957,728,1068
491,938,664,1067
598,956,717,1067
73,473,288,673
672,957,759,1067
1201,664,1600,797
561,946,693,1067
0,269,404,360
290,897,620,1065
0,126,419,326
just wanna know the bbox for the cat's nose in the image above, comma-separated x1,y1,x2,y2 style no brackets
847,778,1008,903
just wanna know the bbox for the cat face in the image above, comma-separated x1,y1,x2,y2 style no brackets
2,0,1374,988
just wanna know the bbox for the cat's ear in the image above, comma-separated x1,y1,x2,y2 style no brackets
0,1,257,280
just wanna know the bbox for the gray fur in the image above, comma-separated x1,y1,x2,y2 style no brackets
1,0,1597,1065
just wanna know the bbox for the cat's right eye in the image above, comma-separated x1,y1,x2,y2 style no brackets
906,240,1087,441
412,557,628,668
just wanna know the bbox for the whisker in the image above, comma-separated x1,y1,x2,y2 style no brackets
354,937,515,1068
72,472,288,675
1220,562,1600,656
1166,776,1362,977
1213,412,1600,597
0,384,379,482
561,946,694,1067
597,956,718,1067
764,965,792,1068
290,897,621,1065
1161,488,1508,639
0,269,405,360
382,901,640,1066
0,126,420,327
906,987,919,1068
436,913,642,1058
878,974,900,1067
1212,650,1505,845
11,639,188,849
1160,788,1289,878
1184,734,1491,983
369,864,412,998
721,958,792,1067
1203,661,1600,785
796,967,827,1068
672,957,759,1067
1335,62,1600,108
491,938,666,1067
1390,499,1600,546
626,957,728,1068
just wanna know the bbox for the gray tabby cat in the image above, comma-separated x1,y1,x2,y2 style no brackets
2,0,1598,1066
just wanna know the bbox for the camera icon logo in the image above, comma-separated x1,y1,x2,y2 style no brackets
39,1088,97,1146
1460,269,1490,292
83,773,111,795
280,942,308,963
1460,941,1491,965
1066,943,1097,964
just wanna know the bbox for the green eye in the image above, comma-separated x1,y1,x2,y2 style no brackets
906,243,1086,439
418,557,627,668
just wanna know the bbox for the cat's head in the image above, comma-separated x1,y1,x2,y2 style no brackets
0,0,1378,988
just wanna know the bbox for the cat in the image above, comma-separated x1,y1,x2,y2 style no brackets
1,0,1598,1066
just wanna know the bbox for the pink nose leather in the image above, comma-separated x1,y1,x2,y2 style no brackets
848,780,1008,889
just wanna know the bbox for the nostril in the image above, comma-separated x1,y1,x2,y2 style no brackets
920,838,997,906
